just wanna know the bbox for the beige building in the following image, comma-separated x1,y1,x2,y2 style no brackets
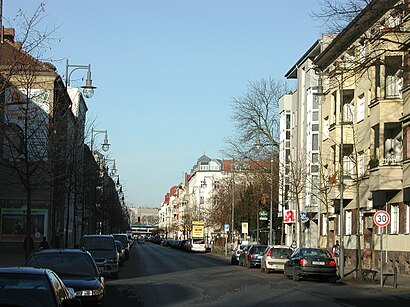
315,0,410,274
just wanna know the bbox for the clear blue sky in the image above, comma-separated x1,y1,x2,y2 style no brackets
4,0,324,207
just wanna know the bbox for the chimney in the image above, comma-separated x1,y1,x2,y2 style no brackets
3,28,15,42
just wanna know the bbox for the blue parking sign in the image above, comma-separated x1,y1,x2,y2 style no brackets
224,224,230,232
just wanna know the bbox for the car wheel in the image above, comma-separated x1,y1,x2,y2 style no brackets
231,258,235,265
293,268,300,281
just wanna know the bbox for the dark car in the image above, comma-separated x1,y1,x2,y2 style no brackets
112,233,130,259
230,244,248,265
284,247,338,282
0,267,81,307
80,234,119,279
238,245,251,266
242,244,267,268
25,249,105,306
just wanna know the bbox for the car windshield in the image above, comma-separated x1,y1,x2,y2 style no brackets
82,237,114,250
300,249,332,258
252,245,267,253
26,254,97,277
0,274,55,307
271,248,292,257
193,238,205,244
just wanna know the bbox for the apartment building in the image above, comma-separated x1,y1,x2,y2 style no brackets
280,36,334,248
314,0,410,273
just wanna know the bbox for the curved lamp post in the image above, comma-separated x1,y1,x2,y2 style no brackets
65,59,97,98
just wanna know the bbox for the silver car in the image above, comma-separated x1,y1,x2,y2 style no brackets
260,245,292,273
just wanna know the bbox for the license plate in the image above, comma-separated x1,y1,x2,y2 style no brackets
312,261,325,265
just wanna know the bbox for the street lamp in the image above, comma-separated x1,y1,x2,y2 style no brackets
91,128,110,153
104,158,117,176
255,132,278,246
65,59,97,98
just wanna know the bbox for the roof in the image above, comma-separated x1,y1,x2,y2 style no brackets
315,0,400,70
285,39,321,79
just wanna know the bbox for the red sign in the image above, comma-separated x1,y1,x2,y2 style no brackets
373,210,390,227
284,210,295,223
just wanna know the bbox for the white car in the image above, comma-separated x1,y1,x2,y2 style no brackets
189,238,207,253
260,245,292,273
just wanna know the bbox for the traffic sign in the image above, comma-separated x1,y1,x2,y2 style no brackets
373,210,390,227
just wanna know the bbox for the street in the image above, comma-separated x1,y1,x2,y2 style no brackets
104,242,410,307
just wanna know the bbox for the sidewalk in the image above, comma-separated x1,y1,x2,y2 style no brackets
209,250,410,291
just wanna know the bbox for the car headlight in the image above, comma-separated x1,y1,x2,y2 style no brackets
106,258,117,263
75,289,102,297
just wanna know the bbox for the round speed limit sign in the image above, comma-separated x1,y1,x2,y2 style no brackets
373,210,390,227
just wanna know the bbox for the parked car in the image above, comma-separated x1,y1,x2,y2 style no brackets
189,238,207,253
80,234,119,279
25,249,105,306
0,267,81,307
260,245,292,273
113,233,130,259
284,247,338,282
238,245,251,266
115,240,125,267
242,244,267,268
230,244,248,265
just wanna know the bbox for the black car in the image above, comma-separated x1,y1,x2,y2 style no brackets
242,244,267,268
0,267,81,307
284,247,338,282
25,249,105,306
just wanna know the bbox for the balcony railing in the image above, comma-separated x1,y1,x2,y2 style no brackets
382,157,401,166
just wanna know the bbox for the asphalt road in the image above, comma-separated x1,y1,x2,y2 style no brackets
104,242,410,307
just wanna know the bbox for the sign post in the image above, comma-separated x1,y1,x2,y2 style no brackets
373,210,390,287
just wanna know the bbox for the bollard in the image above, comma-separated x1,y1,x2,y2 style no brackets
393,267,398,288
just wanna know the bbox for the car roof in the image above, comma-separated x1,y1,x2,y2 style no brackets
0,267,50,275
82,234,113,238
31,248,90,255
271,245,291,249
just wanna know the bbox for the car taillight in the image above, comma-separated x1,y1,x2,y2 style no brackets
236,251,241,255
299,259,308,265
329,260,337,267
267,249,272,257
248,253,252,260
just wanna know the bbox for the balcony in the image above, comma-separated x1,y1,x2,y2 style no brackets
382,157,401,166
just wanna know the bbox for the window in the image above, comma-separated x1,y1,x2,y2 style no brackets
322,214,327,236
342,90,355,123
384,123,402,164
323,117,329,140
358,211,363,235
406,204,410,234
357,94,365,122
345,211,352,235
312,134,319,151
390,205,399,234
404,125,410,160
312,111,319,121
385,56,403,99
358,151,365,177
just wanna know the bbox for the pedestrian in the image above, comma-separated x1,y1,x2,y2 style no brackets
23,236,34,255
39,236,50,249
290,239,297,252
332,240,340,258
